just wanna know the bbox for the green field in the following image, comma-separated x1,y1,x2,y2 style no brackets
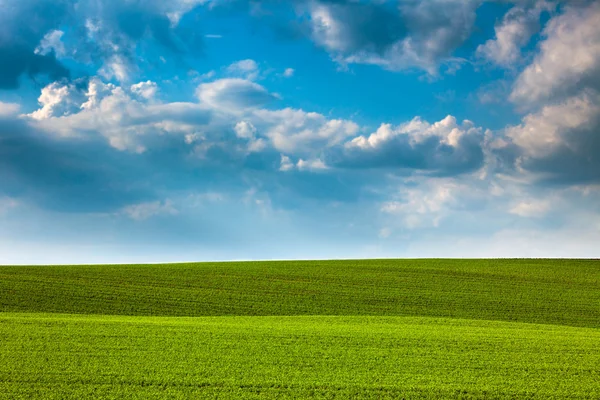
1,259,599,398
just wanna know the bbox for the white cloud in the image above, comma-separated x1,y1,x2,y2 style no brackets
100,55,132,82
29,77,210,151
283,68,295,78
509,199,551,217
35,30,66,57
510,2,600,105
506,90,600,157
307,0,481,74
297,158,328,171
340,115,486,174
381,181,459,229
234,120,266,152
28,81,85,121
477,1,553,68
81,78,117,110
349,116,477,150
131,81,158,100
166,0,211,24
279,155,294,171
253,108,359,154
196,78,276,111
24,75,489,176
234,120,257,139
280,155,329,172
0,101,20,117
121,200,178,220
226,59,260,80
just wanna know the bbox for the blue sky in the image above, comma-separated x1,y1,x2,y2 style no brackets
1,0,599,263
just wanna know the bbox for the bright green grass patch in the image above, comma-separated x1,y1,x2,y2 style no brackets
1,259,599,327
1,313,599,399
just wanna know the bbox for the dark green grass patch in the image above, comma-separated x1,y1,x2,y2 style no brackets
1,313,599,399
1,259,599,327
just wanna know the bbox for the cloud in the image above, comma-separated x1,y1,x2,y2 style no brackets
334,115,486,175
279,155,328,172
477,1,554,68
72,0,210,79
30,78,211,152
306,0,481,74
0,102,21,117
495,2,600,185
28,81,86,120
25,75,490,183
378,176,495,230
0,115,153,212
297,158,327,171
234,120,257,139
506,90,600,158
252,108,359,154
0,0,212,87
503,90,600,183
510,2,600,105
0,0,70,89
226,59,260,80
35,29,66,57
279,154,294,171
131,81,159,100
196,78,278,111
509,199,551,217
121,200,179,220
283,68,295,78
381,183,455,229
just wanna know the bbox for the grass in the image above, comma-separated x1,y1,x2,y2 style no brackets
1,259,599,327
2,313,599,399
0,259,599,398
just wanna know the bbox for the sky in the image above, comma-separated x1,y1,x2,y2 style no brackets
1,0,599,264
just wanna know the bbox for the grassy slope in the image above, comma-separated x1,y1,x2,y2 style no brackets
2,313,599,399
1,259,599,327
0,259,599,399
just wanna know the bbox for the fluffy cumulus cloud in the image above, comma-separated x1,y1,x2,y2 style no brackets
2,69,498,223
197,78,278,112
130,81,158,100
504,90,600,182
28,81,86,120
500,1,600,183
307,0,481,74
252,108,360,155
510,1,600,105
334,116,486,175
28,78,211,152
477,0,554,68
